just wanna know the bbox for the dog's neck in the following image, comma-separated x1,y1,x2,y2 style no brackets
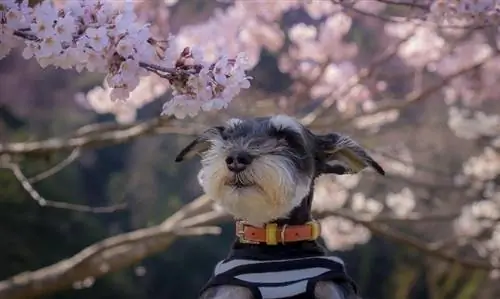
273,194,314,225
228,186,327,260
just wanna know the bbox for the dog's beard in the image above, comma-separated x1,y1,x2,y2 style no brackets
200,153,311,226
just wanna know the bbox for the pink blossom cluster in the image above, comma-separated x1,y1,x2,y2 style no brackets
161,48,251,119
429,0,500,24
0,0,251,118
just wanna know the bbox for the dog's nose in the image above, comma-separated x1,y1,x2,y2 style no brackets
225,151,253,172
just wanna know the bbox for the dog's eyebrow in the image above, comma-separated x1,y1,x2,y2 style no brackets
226,118,243,128
269,115,303,135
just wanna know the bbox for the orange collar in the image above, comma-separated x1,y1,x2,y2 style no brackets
235,220,321,245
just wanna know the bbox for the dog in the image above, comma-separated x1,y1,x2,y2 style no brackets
175,115,385,299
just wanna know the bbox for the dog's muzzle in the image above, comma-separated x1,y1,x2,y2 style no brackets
225,151,253,173
236,220,321,245
223,151,257,188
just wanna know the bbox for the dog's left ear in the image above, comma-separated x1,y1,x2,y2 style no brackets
315,133,385,176
175,126,225,162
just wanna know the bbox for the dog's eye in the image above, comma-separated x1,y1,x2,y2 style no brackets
270,127,304,150
269,128,289,141
219,128,231,141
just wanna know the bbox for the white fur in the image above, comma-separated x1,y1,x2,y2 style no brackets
200,142,311,226
270,115,304,136
226,118,243,128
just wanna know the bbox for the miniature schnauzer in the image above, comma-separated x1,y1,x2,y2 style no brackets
175,115,385,299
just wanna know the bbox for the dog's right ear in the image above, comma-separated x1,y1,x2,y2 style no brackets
315,132,385,176
175,126,225,162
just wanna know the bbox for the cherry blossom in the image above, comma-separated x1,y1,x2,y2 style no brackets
0,0,252,121
351,192,384,220
320,216,372,251
385,188,416,218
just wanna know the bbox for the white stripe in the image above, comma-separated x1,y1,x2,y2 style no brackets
236,267,330,284
259,280,308,298
214,256,344,275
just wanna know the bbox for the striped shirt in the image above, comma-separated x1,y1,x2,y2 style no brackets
201,255,357,299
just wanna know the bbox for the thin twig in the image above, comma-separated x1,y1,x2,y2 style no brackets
308,53,493,131
300,27,417,126
337,0,494,29
12,30,40,41
337,55,492,127
27,149,81,183
374,0,428,11
3,163,127,214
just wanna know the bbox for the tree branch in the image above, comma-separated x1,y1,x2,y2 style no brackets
0,116,204,155
0,196,219,299
322,208,495,270
371,211,460,223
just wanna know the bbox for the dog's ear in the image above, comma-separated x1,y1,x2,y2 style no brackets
315,133,385,176
175,126,225,162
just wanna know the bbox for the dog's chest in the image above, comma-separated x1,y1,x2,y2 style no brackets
201,253,355,299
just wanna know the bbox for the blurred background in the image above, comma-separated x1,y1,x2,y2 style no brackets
1,1,500,299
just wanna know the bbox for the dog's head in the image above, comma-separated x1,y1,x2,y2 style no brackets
176,115,384,226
